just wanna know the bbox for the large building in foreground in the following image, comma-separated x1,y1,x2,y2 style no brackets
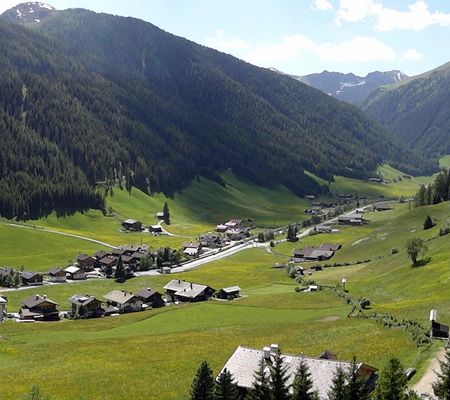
219,345,378,399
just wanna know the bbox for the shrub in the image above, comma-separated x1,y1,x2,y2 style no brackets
391,247,399,255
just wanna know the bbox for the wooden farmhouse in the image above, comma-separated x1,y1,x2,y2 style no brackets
20,271,43,286
219,345,378,399
216,286,241,300
64,266,86,280
164,279,215,302
338,213,364,225
48,267,67,283
103,290,143,313
76,254,95,271
69,295,104,319
121,219,143,232
136,288,165,308
20,295,60,321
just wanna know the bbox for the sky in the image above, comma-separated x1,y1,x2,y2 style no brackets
1,0,449,77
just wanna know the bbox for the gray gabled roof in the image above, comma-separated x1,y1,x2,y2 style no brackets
219,346,375,399
21,295,58,308
221,286,241,293
136,288,158,300
163,280,213,299
104,290,138,305
69,294,100,306
21,271,42,280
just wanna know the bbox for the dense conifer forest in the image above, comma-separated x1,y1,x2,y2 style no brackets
0,10,436,219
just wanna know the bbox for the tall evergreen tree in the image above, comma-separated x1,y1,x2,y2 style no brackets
328,365,347,400
346,357,367,400
114,255,125,281
433,349,450,400
373,358,408,400
163,202,171,225
423,215,434,230
247,358,271,400
268,351,290,400
215,368,239,400
292,358,315,400
190,361,215,400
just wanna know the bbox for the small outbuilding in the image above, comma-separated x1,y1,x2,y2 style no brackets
122,219,142,232
48,267,67,283
21,271,43,286
216,286,241,300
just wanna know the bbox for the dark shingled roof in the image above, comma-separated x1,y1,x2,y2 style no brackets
22,295,58,308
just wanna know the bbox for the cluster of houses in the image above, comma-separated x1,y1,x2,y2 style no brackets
216,219,252,241
219,344,378,399
122,219,163,234
292,243,342,262
1,279,241,322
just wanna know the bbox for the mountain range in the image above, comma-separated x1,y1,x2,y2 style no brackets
362,62,450,158
0,3,436,219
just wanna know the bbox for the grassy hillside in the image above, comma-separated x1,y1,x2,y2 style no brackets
0,172,309,271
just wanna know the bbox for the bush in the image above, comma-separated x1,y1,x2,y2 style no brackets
423,215,435,230
391,247,399,255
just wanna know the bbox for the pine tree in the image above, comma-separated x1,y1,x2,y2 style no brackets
292,358,315,400
21,386,49,400
328,364,347,400
163,202,170,225
423,215,434,230
373,358,408,400
346,357,367,400
114,255,125,281
268,351,290,400
433,349,450,400
190,361,215,400
416,185,426,207
247,358,271,400
215,368,239,400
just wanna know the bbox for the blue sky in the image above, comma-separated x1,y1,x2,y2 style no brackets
2,0,450,76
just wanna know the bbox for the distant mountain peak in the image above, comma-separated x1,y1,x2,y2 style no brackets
1,2,56,25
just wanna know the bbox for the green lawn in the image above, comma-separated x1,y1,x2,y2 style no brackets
0,249,429,400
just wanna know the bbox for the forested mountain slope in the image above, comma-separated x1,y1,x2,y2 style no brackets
363,62,450,157
0,6,435,219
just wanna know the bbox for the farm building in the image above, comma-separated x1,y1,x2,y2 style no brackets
69,295,104,319
164,279,215,302
319,243,342,252
373,203,392,212
76,254,95,271
183,242,202,257
21,271,43,286
314,225,332,234
0,296,7,322
150,225,163,233
218,345,377,399
216,224,228,233
225,219,243,228
99,256,118,271
122,219,142,231
48,268,66,283
200,234,223,248
20,295,60,321
64,266,86,280
104,290,143,313
216,286,241,300
156,211,165,220
292,248,334,262
136,288,165,308
94,250,111,260
338,213,364,225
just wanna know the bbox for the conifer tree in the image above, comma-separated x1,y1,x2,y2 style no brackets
268,351,290,400
373,358,408,400
423,215,434,230
215,368,239,400
292,358,315,400
163,202,170,225
433,349,450,400
114,255,125,281
328,364,347,400
190,361,215,400
346,357,367,400
247,358,271,400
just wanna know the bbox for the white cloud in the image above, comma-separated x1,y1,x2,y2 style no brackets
311,0,333,12
402,48,423,61
245,35,396,67
336,0,450,31
203,30,251,53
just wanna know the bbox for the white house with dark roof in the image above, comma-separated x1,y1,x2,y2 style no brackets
163,279,215,302
103,290,143,313
219,345,377,399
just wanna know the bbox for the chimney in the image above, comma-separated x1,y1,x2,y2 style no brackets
43,295,47,299
263,346,271,360
36,294,40,300
430,309,437,322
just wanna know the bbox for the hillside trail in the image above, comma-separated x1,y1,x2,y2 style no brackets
412,346,447,398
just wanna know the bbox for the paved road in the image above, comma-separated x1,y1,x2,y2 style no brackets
1,222,116,249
